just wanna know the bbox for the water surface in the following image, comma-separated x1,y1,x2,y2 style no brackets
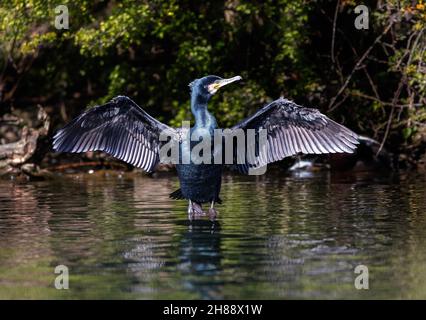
0,170,425,299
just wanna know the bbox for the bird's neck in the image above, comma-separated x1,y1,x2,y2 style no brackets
191,94,217,129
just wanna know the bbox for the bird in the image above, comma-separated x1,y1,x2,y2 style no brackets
53,75,359,220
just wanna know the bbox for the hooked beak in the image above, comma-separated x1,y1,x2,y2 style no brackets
208,76,242,94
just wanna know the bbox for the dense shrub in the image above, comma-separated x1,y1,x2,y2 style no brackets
0,0,425,163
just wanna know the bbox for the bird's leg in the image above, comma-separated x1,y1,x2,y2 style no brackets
188,200,216,220
192,202,205,218
188,200,194,220
188,201,206,220
208,201,218,220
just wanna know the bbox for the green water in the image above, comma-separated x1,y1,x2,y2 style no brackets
0,170,425,299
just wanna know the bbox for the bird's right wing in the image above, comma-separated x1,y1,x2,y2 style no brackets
53,96,178,172
230,98,359,174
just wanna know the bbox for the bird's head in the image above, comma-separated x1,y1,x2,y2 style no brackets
189,75,242,101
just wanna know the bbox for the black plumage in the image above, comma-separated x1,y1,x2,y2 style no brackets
230,97,359,173
53,75,359,219
53,96,176,173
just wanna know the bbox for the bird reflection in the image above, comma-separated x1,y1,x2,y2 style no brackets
178,220,223,299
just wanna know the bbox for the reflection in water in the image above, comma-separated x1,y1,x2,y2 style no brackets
0,171,425,299
178,221,222,299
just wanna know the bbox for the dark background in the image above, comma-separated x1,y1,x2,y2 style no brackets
0,0,425,173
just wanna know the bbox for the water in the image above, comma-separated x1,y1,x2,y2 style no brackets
0,170,425,299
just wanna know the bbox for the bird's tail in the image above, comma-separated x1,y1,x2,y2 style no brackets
169,189,185,200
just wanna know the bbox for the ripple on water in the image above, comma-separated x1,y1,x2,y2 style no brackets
0,171,425,299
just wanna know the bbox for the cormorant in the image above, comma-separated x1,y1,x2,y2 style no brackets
53,75,359,220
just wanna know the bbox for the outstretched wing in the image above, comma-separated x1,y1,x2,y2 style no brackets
231,98,359,173
53,96,177,172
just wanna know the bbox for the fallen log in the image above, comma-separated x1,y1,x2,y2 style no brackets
0,106,50,177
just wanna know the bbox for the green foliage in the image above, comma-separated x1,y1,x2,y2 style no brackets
0,0,425,159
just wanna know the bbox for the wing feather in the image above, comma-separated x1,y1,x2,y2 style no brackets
53,96,177,173
231,98,359,173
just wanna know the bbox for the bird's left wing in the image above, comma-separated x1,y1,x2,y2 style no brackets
53,96,178,172
230,98,359,173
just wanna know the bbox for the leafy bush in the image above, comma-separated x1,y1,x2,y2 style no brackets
0,0,424,163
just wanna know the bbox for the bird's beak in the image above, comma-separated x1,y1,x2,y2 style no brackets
216,76,242,88
208,76,242,94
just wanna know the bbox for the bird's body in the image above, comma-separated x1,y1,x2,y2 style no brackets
175,163,223,204
53,75,359,220
174,78,224,208
175,122,223,204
